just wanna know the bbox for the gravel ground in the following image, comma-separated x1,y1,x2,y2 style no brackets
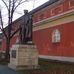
0,59,74,74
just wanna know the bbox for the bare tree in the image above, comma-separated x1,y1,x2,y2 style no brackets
0,0,32,61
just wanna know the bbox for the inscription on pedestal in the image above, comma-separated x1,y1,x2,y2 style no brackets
11,50,16,58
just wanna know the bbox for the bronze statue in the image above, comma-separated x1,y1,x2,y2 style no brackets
20,10,33,44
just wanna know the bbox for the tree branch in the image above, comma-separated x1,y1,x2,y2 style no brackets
0,10,3,29
14,0,29,11
10,27,20,39
14,0,18,4
0,10,8,38
10,0,15,26
14,0,23,11
1,0,9,11
0,27,8,39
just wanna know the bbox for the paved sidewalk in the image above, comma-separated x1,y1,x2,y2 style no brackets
0,65,18,74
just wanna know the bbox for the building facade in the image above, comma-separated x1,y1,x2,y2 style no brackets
1,0,74,62
33,0,74,62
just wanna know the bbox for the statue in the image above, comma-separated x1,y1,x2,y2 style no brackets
20,10,33,44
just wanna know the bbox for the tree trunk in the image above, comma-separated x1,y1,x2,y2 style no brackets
5,38,10,62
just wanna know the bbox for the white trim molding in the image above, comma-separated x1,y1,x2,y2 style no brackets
39,55,74,62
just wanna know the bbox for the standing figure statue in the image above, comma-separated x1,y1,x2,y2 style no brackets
20,10,33,44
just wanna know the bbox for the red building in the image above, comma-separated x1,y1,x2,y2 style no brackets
1,0,74,62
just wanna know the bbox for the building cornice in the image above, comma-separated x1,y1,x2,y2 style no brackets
33,9,74,31
33,9,74,27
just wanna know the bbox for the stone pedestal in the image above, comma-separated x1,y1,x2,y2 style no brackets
8,44,39,70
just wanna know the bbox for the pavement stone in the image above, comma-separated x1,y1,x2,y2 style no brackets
0,65,18,74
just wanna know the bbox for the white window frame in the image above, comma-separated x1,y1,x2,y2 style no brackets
52,29,60,43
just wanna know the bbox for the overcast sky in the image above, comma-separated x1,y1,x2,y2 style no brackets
0,0,49,27
13,0,49,20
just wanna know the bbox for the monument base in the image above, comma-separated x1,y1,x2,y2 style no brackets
8,44,39,70
8,63,39,70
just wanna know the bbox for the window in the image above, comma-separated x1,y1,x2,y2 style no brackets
52,29,60,43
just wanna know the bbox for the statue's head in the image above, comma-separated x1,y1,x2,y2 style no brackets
24,10,28,15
